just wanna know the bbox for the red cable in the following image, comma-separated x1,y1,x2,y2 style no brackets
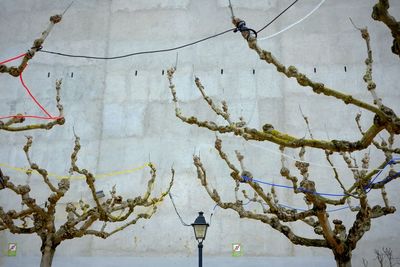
0,115,61,120
19,67,52,118
0,53,62,121
0,53,26,65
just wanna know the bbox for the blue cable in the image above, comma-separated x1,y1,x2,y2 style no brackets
239,158,400,213
366,157,400,192
243,176,347,197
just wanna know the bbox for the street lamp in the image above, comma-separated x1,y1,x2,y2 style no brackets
192,211,209,267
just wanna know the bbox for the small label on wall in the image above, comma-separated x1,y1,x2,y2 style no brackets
232,243,242,257
8,243,17,256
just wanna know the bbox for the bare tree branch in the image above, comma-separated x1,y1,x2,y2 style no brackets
349,20,383,107
372,0,400,57
168,67,399,152
0,136,174,267
0,15,65,132
0,15,62,77
193,151,327,248
167,12,400,266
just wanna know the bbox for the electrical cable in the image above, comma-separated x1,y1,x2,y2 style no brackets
19,65,52,118
39,28,235,60
0,162,149,180
242,175,348,197
239,158,400,212
256,0,299,33
247,142,390,172
0,53,26,65
259,0,326,40
5,0,398,220
366,158,400,192
38,0,300,60
243,158,400,196
0,53,62,120
169,158,399,227
168,192,191,227
209,199,251,226
209,204,219,226
243,0,310,124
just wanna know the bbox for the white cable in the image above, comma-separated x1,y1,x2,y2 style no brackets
240,0,398,173
247,142,388,172
259,0,327,41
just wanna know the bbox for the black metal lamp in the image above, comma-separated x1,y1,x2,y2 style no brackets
192,211,209,267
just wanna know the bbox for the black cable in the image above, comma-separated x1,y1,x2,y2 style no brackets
169,192,191,227
39,28,235,60
257,0,299,33
39,1,299,60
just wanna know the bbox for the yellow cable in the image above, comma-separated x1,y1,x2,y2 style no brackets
0,162,150,180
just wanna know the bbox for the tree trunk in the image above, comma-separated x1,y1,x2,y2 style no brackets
334,250,352,267
40,244,56,267
336,259,352,267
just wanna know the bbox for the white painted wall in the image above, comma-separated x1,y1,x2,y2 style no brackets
1,0,400,266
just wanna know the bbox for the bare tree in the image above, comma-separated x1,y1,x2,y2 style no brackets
376,249,386,267
372,0,400,58
0,13,65,131
374,247,400,267
166,9,400,267
0,136,174,267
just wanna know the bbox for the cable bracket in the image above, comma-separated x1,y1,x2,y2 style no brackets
234,20,257,40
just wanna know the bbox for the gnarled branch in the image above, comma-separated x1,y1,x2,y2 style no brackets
372,0,400,57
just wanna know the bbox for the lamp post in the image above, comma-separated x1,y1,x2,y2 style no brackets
191,211,209,267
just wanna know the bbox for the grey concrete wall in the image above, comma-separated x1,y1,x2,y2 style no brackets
0,0,400,266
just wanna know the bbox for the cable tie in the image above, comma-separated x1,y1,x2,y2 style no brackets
242,175,252,183
297,187,309,193
234,20,257,40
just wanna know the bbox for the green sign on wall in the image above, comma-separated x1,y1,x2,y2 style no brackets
232,243,243,257
8,243,17,256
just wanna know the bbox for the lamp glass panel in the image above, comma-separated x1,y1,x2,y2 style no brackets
194,225,207,240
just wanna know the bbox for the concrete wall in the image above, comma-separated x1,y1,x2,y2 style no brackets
0,0,400,266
